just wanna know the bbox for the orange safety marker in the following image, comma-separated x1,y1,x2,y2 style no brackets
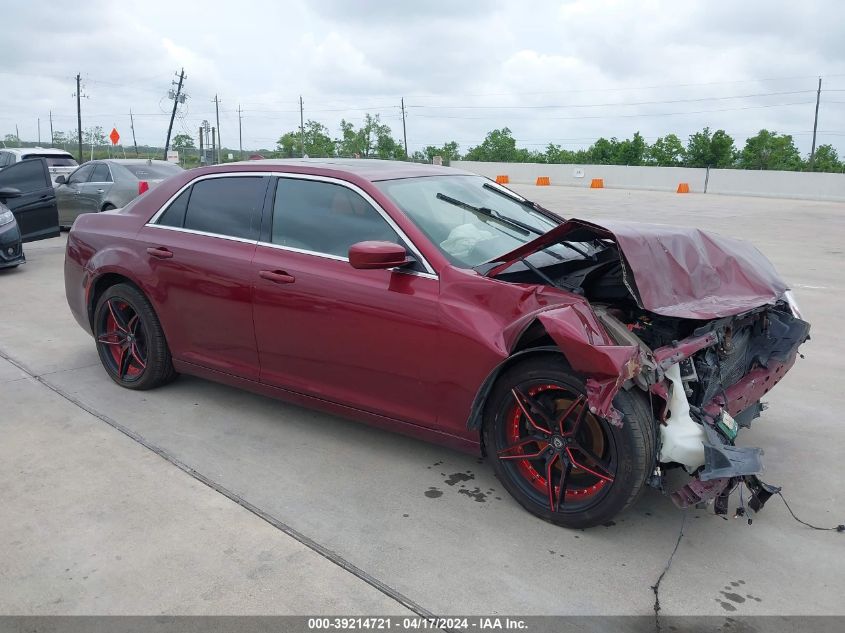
495,175,509,184
677,182,690,193
536,176,551,186
590,178,604,189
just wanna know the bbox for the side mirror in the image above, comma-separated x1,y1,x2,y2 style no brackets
0,186,22,202
55,175,67,184
348,241,410,270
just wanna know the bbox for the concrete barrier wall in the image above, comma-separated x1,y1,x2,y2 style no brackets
451,161,845,202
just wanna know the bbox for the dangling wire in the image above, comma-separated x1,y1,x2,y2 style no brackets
777,492,845,532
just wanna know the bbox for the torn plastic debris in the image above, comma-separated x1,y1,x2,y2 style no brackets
699,423,764,481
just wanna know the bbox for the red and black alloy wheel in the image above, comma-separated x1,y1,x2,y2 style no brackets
93,283,176,390
484,356,655,528
96,298,148,383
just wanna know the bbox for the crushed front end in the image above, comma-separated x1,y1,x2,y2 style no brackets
599,300,810,518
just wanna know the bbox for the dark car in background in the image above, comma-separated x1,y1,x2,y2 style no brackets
55,159,183,227
0,158,60,268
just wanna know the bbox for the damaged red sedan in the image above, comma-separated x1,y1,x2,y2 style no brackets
64,160,809,528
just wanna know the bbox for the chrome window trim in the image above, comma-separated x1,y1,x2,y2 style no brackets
144,223,258,245
146,171,438,277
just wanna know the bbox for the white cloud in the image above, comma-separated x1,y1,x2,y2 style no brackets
1,0,843,155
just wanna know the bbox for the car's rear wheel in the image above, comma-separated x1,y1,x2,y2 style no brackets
94,283,176,390
483,356,655,528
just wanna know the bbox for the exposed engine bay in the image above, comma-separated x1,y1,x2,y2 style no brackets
490,228,810,519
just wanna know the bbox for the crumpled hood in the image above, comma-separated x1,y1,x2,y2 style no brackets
486,218,789,320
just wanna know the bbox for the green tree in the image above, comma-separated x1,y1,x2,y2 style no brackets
422,141,460,164
809,144,843,172
685,127,736,168
738,130,803,171
464,128,519,162
83,126,106,147
648,134,686,166
4,133,20,145
613,131,647,165
171,134,195,151
333,114,401,158
277,120,335,158
587,137,618,164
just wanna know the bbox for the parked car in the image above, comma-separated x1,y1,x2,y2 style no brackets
0,147,79,186
0,158,60,268
55,159,183,228
64,159,809,528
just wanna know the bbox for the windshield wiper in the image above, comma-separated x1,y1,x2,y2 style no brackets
435,192,540,237
480,183,596,260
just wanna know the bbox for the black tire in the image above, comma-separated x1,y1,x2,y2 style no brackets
101,204,116,212
93,283,176,390
483,355,655,529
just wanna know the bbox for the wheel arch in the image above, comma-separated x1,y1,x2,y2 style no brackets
466,317,573,435
87,272,144,330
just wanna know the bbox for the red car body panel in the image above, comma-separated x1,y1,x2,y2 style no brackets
64,160,804,458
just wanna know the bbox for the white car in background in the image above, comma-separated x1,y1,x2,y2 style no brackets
0,147,79,186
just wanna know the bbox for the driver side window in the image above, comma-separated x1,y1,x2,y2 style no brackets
270,178,401,258
69,165,93,185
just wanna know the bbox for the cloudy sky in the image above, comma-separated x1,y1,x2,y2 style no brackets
2,0,844,157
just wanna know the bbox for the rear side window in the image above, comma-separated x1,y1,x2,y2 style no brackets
271,178,400,257
90,164,112,182
0,159,48,192
157,188,191,227
174,176,266,239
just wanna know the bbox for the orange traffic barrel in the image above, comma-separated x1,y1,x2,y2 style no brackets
495,175,509,184
590,178,604,189
536,176,551,186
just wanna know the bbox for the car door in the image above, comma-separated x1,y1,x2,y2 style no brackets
137,174,270,380
56,163,93,225
80,162,114,212
251,175,441,427
0,158,59,242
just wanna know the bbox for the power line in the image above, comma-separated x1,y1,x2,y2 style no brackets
412,100,815,121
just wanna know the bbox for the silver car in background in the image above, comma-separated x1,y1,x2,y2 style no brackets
55,159,183,227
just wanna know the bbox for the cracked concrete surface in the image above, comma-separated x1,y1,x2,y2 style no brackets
1,187,843,616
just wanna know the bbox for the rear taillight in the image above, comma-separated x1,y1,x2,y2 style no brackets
138,181,149,195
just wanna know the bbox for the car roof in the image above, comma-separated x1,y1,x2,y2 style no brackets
225,158,475,182
2,147,75,157
98,159,177,166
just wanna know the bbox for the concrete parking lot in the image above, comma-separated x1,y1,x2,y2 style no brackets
0,185,843,617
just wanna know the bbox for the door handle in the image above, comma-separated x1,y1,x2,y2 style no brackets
259,270,295,284
147,247,174,259
96,189,104,193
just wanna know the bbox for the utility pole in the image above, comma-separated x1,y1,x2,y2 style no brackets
214,94,222,162
37,118,41,145
15,124,20,144
400,97,408,159
199,126,204,166
129,109,139,157
809,76,822,171
49,111,54,147
299,95,305,158
163,68,185,161
238,104,243,160
76,73,83,163
211,127,217,165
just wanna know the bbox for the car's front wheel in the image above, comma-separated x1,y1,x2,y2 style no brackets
483,356,655,529
93,283,176,390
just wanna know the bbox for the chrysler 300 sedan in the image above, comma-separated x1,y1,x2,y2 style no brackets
64,159,809,528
